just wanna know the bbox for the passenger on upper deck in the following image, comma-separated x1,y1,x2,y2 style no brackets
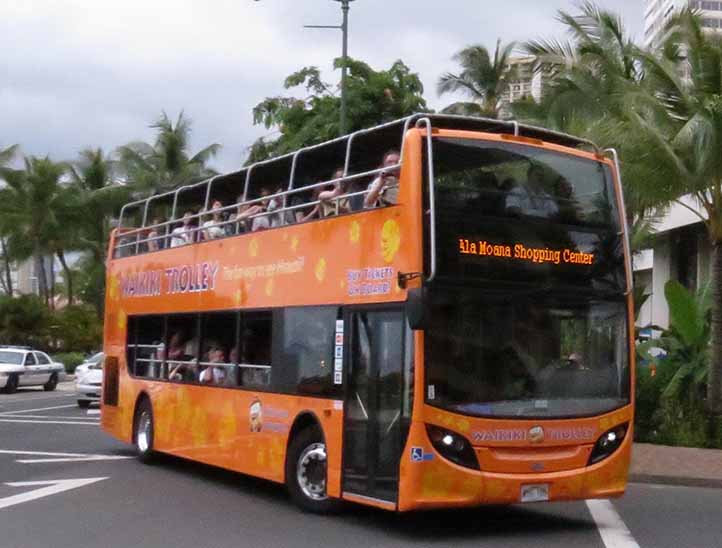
227,196,263,235
146,218,164,252
170,212,194,247
202,200,225,240
504,164,559,218
364,150,401,209
319,168,351,217
251,188,275,232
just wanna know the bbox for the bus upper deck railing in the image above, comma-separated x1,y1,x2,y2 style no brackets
113,113,601,259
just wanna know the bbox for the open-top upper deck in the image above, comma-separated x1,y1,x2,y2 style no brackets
111,113,604,261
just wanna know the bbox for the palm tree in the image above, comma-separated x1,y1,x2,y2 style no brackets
619,10,722,413
437,39,517,118
0,145,20,295
519,2,660,261
68,148,129,315
117,111,221,194
519,1,640,137
0,157,77,306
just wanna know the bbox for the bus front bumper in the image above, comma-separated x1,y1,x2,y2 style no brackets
398,434,632,511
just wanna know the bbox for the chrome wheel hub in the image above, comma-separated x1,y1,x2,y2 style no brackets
137,411,151,453
297,443,328,501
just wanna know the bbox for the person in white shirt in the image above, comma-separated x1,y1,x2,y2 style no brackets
505,164,559,218
199,345,227,385
318,168,350,217
251,188,273,232
170,212,194,247
202,200,225,240
364,150,401,209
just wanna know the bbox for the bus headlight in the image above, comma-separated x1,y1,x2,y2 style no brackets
426,424,479,470
588,423,628,465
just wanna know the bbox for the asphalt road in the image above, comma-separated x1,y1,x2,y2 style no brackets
0,384,720,548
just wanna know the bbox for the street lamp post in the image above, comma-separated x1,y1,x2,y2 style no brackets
304,0,355,135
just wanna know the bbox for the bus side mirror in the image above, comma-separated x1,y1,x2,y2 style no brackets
406,288,428,330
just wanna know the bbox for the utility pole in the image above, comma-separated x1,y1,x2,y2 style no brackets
304,0,355,135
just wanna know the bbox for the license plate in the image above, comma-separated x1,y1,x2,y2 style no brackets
520,484,549,503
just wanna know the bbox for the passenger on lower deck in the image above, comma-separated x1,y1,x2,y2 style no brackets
199,344,227,385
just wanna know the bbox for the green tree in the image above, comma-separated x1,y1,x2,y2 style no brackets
621,10,722,413
437,39,517,118
0,144,20,295
0,157,77,306
117,111,221,194
68,148,129,315
519,2,639,134
250,58,427,160
0,294,50,347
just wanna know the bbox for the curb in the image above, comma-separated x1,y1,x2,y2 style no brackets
629,473,722,489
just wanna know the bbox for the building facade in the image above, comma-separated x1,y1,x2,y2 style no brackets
634,196,712,331
644,0,722,48
499,56,550,119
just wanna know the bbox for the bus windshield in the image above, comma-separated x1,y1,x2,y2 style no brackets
425,289,630,419
428,136,626,293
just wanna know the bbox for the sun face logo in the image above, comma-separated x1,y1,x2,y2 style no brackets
315,257,327,282
528,426,544,443
249,238,259,258
349,220,360,244
249,400,263,433
380,219,401,263
290,235,299,252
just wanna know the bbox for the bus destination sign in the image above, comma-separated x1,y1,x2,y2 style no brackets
457,238,595,266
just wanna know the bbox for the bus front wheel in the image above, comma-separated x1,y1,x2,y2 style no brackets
133,398,155,464
285,427,340,513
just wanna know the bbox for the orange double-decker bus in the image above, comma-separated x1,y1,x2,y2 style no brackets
101,114,634,513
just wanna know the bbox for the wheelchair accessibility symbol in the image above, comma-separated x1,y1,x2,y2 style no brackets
411,447,434,462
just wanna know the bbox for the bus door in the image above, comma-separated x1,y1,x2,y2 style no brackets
342,307,405,504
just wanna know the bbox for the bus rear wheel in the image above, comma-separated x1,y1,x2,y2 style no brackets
286,427,340,513
133,398,155,464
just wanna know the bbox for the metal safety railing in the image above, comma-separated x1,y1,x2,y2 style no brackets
114,113,600,259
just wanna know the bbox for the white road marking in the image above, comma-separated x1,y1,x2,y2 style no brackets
0,450,94,457
586,499,641,548
18,455,132,463
0,477,108,510
0,418,98,426
86,409,100,415
0,414,99,421
0,404,78,415
0,449,132,464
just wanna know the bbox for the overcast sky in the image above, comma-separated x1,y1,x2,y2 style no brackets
1,1,643,173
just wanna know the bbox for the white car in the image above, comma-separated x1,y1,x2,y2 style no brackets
0,346,66,394
75,352,104,408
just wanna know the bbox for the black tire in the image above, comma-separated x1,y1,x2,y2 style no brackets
133,398,155,464
285,426,341,513
3,373,18,394
43,373,58,391
77,399,91,409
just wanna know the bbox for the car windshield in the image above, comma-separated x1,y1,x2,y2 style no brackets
425,289,631,419
0,351,24,365
87,352,104,366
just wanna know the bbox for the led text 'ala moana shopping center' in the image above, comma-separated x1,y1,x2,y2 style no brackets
458,238,595,266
